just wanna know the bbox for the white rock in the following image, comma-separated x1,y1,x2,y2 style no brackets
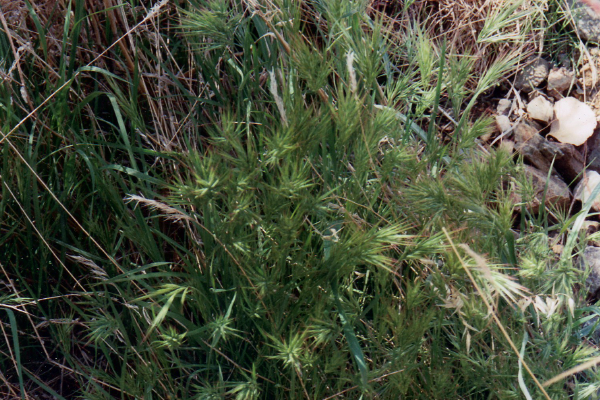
527,96,554,122
498,140,514,154
575,171,600,211
495,115,512,133
548,97,597,146
497,99,512,115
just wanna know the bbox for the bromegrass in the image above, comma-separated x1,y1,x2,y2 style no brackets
0,0,599,398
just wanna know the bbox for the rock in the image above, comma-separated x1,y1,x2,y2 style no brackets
480,132,492,142
585,129,600,173
539,140,585,184
495,115,512,133
568,0,600,42
513,122,585,185
579,246,600,296
547,67,575,98
518,165,571,214
579,49,600,89
584,220,600,232
588,147,600,172
574,171,600,211
514,123,552,172
527,96,554,122
497,99,512,115
558,53,572,69
584,221,600,247
586,126,600,149
515,58,550,92
498,140,514,154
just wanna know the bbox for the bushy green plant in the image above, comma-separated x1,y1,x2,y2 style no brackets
0,0,599,399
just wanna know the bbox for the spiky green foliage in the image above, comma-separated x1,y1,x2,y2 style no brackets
0,0,599,399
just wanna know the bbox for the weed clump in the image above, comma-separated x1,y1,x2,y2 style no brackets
0,0,599,399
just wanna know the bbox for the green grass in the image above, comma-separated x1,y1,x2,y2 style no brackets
0,0,599,398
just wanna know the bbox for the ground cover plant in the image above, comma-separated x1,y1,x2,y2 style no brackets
2,0,600,398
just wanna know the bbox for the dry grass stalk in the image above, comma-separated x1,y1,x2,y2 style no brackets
125,194,192,223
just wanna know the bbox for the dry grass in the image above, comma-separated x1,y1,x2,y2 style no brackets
373,0,542,90
1,0,597,398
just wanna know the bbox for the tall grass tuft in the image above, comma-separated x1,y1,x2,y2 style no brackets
0,0,598,398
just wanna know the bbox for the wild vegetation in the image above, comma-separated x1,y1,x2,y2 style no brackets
1,0,600,398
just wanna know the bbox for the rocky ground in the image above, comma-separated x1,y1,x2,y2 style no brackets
486,0,600,300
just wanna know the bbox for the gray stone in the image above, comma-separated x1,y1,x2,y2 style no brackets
515,58,550,92
586,127,600,149
580,246,600,296
588,147,600,172
514,123,552,172
513,122,585,184
547,67,575,98
569,0,600,43
558,53,573,69
585,129,600,173
539,140,585,185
